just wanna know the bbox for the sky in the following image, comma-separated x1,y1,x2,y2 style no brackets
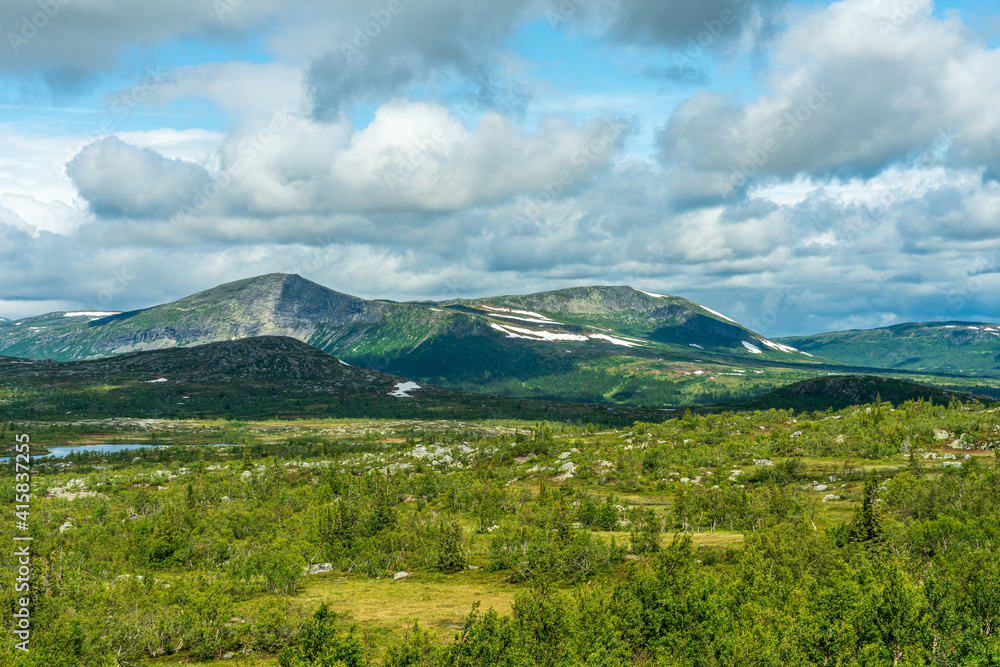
1,0,999,336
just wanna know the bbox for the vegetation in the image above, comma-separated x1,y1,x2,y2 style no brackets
780,321,1000,377
1,392,998,665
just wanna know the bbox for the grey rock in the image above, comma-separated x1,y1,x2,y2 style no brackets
307,563,333,575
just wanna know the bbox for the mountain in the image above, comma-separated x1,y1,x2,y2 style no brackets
0,336,672,424
723,374,980,413
778,322,1000,375
0,274,829,407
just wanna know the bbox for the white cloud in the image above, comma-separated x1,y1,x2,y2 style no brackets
659,0,1000,195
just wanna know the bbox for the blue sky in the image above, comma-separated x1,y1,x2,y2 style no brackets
1,0,999,336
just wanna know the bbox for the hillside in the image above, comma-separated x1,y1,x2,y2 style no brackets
0,336,674,424
723,374,977,412
0,274,830,407
778,322,1000,375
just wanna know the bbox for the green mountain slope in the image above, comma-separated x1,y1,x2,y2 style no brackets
722,374,981,413
0,274,832,407
0,336,673,424
778,322,1000,375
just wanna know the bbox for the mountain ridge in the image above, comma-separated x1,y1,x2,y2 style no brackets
778,321,1000,375
0,274,911,409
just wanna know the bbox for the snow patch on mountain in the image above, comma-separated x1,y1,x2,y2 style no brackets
759,338,812,355
491,323,587,342
701,305,738,324
481,305,556,322
63,311,120,318
490,313,563,325
389,381,421,398
742,341,763,354
491,323,643,347
589,333,643,347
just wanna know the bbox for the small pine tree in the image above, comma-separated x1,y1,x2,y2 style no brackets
436,518,467,572
848,471,884,547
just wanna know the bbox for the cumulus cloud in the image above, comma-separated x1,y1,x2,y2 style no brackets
67,137,212,219
139,62,305,116
65,100,628,220
5,0,1000,339
587,0,784,51
658,0,1000,197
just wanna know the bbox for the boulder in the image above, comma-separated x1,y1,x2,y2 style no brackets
753,459,775,467
814,484,828,492
393,571,410,581
933,429,951,440
307,563,333,575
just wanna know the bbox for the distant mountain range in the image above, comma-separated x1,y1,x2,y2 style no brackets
1,274,998,408
778,322,1000,375
0,273,833,407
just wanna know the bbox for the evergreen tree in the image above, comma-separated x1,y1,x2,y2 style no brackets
848,471,884,547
